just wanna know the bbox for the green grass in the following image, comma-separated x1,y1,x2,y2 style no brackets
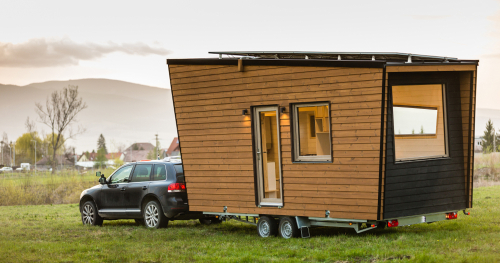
1,186,499,262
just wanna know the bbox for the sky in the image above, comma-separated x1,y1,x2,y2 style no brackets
1,0,500,150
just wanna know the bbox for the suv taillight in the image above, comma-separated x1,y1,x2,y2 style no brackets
168,183,186,192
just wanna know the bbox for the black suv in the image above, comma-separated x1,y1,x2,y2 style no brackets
79,160,216,228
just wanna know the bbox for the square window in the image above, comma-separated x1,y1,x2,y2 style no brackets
292,103,332,162
392,84,448,161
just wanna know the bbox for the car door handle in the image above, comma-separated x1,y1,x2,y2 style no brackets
142,186,147,190
121,187,126,191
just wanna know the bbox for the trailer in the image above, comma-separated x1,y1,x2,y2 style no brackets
167,52,477,238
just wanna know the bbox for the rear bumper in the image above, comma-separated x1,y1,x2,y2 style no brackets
163,205,189,218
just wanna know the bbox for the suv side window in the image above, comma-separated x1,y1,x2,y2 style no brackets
109,165,133,184
131,164,152,182
153,164,167,181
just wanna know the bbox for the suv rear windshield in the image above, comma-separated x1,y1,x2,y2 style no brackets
174,164,184,183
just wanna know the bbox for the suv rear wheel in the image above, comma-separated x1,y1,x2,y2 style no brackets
81,201,103,226
143,200,169,229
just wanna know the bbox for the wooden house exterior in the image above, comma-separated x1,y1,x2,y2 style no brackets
167,52,477,222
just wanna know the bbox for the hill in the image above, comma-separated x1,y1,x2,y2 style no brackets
0,79,176,153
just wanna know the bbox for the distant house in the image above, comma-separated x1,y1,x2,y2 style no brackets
123,150,150,162
122,142,155,162
166,137,180,157
36,156,74,171
124,142,154,152
106,152,124,160
78,154,89,162
474,137,483,153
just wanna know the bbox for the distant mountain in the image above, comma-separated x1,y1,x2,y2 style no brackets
0,79,176,153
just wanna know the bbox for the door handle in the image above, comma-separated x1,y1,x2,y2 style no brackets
142,186,147,190
121,187,126,191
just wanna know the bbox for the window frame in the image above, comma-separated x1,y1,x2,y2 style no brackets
391,84,450,163
291,102,333,163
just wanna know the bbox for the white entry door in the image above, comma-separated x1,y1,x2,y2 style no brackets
253,106,283,206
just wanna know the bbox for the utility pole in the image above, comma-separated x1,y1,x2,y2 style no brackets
155,133,159,160
12,142,15,167
31,140,37,176
8,144,11,176
8,143,12,167
0,140,3,166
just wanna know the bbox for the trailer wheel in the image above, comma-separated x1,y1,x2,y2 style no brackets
257,216,278,237
279,217,299,239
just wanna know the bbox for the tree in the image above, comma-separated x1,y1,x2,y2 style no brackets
36,85,87,173
481,119,500,153
15,132,42,165
97,134,108,154
95,148,108,168
420,125,424,134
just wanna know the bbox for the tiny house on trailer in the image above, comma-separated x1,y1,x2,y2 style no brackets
167,52,478,238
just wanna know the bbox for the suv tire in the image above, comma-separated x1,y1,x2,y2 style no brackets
143,200,169,229
81,201,103,226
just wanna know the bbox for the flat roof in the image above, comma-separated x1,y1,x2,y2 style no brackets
167,51,479,66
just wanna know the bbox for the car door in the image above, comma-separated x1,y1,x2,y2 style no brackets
99,165,134,216
125,164,152,216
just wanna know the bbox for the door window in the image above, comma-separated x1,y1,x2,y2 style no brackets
153,164,167,181
131,164,153,182
109,165,133,184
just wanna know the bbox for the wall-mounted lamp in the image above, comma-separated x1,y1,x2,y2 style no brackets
242,109,248,115
280,107,286,114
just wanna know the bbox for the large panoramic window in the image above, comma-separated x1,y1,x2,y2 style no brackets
392,84,448,161
292,103,332,162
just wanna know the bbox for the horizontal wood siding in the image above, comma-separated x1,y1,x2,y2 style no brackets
384,72,468,219
169,64,383,220
459,71,477,207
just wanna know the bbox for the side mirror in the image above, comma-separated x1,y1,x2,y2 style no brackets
99,177,107,184
96,171,101,177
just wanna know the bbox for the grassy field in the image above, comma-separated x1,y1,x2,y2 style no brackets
0,169,115,206
0,186,499,262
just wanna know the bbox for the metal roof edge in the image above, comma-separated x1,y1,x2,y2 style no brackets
167,58,386,68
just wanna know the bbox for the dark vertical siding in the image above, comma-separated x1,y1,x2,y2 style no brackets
384,72,467,219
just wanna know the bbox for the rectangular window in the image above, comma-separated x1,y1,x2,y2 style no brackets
153,164,167,181
131,164,153,182
392,84,448,161
292,103,332,162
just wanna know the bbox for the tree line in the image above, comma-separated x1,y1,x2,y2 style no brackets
481,119,500,153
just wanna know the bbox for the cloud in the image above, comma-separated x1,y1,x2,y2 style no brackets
0,38,170,67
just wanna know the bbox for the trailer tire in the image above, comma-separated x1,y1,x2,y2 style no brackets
279,217,299,239
257,216,278,237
